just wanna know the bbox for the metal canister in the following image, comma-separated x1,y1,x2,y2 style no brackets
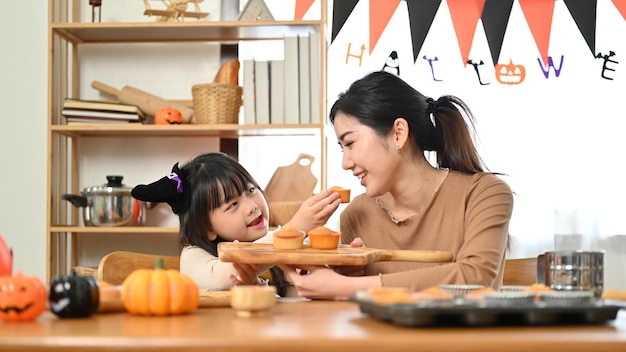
538,251,604,297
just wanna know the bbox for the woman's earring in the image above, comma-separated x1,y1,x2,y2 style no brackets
396,145,402,154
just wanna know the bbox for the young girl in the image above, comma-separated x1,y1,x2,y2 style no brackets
131,152,341,296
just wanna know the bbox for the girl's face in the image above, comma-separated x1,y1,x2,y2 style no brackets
208,183,269,242
334,112,399,198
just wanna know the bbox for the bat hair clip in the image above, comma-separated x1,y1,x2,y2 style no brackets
131,162,190,215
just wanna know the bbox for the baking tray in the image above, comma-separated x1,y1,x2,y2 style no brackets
351,297,622,327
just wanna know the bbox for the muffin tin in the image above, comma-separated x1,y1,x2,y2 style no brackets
351,290,621,327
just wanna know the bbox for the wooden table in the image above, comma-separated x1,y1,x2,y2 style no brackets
1,300,625,352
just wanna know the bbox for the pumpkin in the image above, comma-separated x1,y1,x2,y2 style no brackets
48,273,99,318
495,59,526,85
154,107,183,125
0,234,11,277
0,271,47,322
121,257,199,316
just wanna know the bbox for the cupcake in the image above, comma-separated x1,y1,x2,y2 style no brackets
417,286,455,300
273,226,305,250
366,287,418,304
330,186,351,203
307,226,341,249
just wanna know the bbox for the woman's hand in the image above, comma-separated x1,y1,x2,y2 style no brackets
279,264,350,300
285,189,341,233
278,263,380,300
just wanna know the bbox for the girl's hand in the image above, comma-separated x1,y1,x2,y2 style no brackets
285,189,341,233
230,262,261,285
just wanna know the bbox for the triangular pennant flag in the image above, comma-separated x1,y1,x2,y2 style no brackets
406,0,442,62
612,0,626,21
563,0,597,56
369,0,403,55
447,0,486,67
482,0,514,66
519,0,556,66
294,0,315,21
331,0,359,42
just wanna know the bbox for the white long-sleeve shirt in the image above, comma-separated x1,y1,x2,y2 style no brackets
179,231,276,291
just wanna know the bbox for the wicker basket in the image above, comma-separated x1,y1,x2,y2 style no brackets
191,83,242,124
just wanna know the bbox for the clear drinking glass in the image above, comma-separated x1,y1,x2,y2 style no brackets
553,209,583,251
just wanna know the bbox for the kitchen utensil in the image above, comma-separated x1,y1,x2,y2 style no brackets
230,286,276,317
264,154,317,203
537,250,604,297
217,243,454,266
91,80,195,123
62,175,147,227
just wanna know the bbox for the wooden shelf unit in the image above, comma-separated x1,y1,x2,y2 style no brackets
47,0,328,280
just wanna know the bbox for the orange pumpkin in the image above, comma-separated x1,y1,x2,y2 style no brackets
154,107,183,125
121,257,199,316
495,59,526,85
0,271,47,322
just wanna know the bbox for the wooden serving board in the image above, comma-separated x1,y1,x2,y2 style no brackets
264,154,317,202
218,243,453,266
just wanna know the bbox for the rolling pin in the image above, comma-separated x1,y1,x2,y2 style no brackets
92,80,194,123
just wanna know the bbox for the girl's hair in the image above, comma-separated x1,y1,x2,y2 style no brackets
177,152,288,296
177,152,260,251
329,71,486,174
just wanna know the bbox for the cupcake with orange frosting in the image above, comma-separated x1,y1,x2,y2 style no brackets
330,186,351,203
273,225,305,250
307,226,341,250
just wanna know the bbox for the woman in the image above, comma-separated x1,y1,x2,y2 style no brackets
280,71,513,300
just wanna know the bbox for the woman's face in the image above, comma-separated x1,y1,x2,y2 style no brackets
333,112,398,197
208,183,269,242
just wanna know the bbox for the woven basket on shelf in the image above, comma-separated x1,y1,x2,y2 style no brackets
191,83,242,124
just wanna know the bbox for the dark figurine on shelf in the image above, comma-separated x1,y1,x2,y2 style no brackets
89,0,102,23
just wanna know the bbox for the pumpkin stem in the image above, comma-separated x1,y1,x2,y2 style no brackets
155,256,164,270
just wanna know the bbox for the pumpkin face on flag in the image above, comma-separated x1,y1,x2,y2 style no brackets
495,59,526,85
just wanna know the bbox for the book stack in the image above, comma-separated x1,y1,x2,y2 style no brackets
62,98,146,124
242,32,321,125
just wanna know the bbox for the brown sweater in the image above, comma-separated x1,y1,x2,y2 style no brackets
340,171,513,291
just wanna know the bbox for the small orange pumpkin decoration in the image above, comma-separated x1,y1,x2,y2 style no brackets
495,59,526,85
154,107,183,125
121,257,199,316
0,271,47,322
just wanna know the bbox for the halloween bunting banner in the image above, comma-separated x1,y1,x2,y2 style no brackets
331,0,620,69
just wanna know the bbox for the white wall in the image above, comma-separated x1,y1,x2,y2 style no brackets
0,1,48,280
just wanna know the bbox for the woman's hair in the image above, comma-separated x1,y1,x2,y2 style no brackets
329,71,486,174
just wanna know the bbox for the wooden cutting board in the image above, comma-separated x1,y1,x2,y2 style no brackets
264,154,317,202
218,243,453,266
97,285,231,312
198,290,231,307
